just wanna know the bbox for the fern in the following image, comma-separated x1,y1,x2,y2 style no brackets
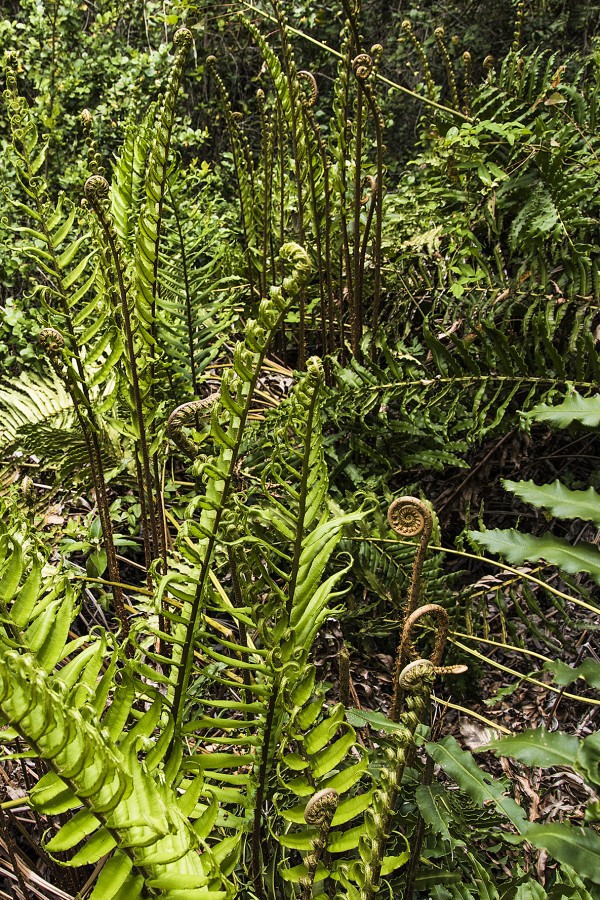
157,165,241,395
0,370,73,452
470,387,600,585
0,647,228,900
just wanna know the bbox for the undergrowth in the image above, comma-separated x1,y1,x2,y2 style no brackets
1,2,600,898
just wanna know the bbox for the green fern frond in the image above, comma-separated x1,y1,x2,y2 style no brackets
134,29,193,339
0,370,73,452
0,649,227,900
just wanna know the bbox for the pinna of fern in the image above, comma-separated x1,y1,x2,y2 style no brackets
0,514,232,899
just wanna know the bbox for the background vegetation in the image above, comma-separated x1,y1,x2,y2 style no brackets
1,0,600,898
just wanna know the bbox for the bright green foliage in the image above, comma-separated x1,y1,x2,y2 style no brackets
471,529,600,584
0,652,225,900
466,380,600,884
428,733,600,885
503,479,600,528
481,729,600,882
470,390,600,583
426,736,526,830
527,391,600,428
2,2,600,898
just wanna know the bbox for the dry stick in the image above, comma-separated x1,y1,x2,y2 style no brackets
544,636,589,726
357,536,600,619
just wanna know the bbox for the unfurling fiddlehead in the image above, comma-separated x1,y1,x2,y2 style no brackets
434,26,459,111
298,70,318,107
359,659,466,900
462,51,473,117
386,496,434,720
402,20,436,102
387,496,433,617
401,603,449,668
167,394,220,460
302,789,339,900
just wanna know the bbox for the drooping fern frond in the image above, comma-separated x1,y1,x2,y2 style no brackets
0,650,227,900
0,370,73,454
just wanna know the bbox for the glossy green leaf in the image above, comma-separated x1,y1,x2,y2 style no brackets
528,393,600,428
469,529,600,584
482,728,581,769
29,772,80,814
508,823,600,883
45,807,101,851
312,729,357,780
504,479,600,528
415,784,453,842
88,850,132,900
425,736,526,829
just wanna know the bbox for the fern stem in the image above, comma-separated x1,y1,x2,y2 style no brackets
251,679,279,900
363,79,384,355
352,78,364,357
4,67,125,620
270,0,307,366
85,176,161,573
36,343,127,632
168,183,198,395
285,376,321,618
242,1,471,120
